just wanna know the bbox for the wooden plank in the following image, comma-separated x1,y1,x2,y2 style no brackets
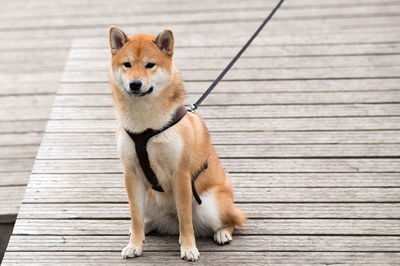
0,64,66,74
12,218,400,236
57,78,400,94
0,50,69,67
6,235,400,252
1,14,398,37
0,145,38,159
5,4,400,29
0,172,30,187
61,66,400,82
0,0,281,18
17,202,400,219
0,133,42,146
0,159,34,173
39,130,400,146
0,120,47,133
71,32,400,51
0,99,55,138
65,54,400,71
0,16,398,45
4,251,400,265
22,187,400,203
4,20,400,43
49,104,400,120
2,29,399,51
0,73,62,86
0,96,53,120
1,15,399,41
44,117,400,132
0,186,26,222
0,83,60,96
1,108,51,121
26,172,400,188
52,92,400,107
0,96,54,108
1,0,396,15
31,158,400,174
0,38,70,52
36,144,400,159
68,42,400,62
2,0,396,7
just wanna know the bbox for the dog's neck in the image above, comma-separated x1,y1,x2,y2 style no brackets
118,99,182,134
112,75,185,134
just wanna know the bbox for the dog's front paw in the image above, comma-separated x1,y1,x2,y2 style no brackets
180,245,199,261
121,243,143,259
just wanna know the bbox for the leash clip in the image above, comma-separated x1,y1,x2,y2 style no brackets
188,103,197,112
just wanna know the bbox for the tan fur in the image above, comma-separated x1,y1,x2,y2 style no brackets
109,27,246,261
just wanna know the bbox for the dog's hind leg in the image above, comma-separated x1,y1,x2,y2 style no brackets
214,226,234,245
144,217,155,234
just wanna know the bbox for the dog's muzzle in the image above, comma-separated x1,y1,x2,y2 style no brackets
126,79,153,97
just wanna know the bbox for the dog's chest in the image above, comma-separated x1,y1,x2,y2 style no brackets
118,127,183,191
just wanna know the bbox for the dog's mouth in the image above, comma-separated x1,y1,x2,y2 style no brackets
127,86,154,97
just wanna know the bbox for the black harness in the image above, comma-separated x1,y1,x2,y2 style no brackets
124,105,206,205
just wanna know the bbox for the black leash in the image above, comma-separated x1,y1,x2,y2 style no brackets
188,0,285,112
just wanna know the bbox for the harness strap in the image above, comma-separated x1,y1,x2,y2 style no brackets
124,105,205,204
191,160,208,205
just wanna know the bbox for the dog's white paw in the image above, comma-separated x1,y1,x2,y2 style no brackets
121,243,143,259
214,228,232,245
180,245,200,261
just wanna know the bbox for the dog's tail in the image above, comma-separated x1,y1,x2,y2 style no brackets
230,205,247,227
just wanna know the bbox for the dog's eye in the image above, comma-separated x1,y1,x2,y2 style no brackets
145,62,155,69
123,62,131,68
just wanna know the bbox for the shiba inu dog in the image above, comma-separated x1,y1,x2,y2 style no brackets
108,26,246,261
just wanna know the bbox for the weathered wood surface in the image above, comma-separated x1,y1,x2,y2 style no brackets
40,131,400,145
0,187,27,223
52,92,400,106
43,117,400,132
0,4,69,224
62,66,400,82
36,144,400,158
57,78,400,94
6,235,400,252
17,202,400,219
21,186,400,203
12,219,400,235
66,54,400,71
3,252,400,265
30,158,400,173
3,0,400,264
25,173,400,188
49,104,400,119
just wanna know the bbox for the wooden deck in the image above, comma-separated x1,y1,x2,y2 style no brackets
2,0,400,264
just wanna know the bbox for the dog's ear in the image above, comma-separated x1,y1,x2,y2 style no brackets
155,29,174,56
109,26,129,55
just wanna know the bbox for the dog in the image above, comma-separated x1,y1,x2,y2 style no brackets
108,26,247,261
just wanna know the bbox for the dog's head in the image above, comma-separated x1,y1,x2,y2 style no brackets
109,27,176,98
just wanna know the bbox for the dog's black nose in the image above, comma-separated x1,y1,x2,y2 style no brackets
129,80,142,91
